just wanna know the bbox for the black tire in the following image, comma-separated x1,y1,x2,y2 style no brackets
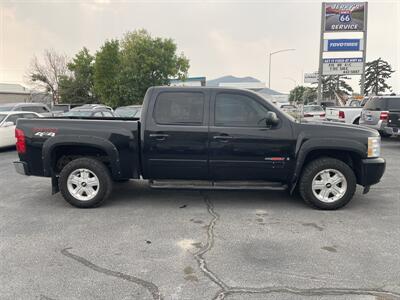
353,118,360,125
299,157,356,210
59,158,112,208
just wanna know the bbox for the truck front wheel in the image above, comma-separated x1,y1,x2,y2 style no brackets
299,158,356,210
59,158,113,208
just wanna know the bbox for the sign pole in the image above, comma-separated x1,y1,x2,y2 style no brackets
360,1,368,95
317,2,325,105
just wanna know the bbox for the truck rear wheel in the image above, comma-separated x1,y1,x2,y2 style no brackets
299,157,356,210
59,158,112,208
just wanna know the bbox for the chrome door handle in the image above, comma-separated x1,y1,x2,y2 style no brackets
149,133,169,140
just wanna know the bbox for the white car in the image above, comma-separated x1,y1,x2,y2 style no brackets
302,105,326,121
0,111,41,148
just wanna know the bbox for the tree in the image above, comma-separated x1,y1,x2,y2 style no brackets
27,49,69,104
302,87,317,104
363,58,395,95
289,86,306,104
321,75,353,100
118,29,189,105
59,48,96,104
93,40,121,107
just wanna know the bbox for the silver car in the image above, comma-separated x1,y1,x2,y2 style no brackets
360,96,400,136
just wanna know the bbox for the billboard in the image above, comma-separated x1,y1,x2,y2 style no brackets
322,58,364,75
304,72,319,84
324,39,363,52
324,2,366,31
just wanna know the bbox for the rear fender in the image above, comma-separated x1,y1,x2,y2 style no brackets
42,135,121,178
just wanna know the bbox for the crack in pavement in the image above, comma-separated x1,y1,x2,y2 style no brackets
195,192,400,300
61,247,163,300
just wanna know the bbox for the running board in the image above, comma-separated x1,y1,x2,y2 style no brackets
149,180,287,191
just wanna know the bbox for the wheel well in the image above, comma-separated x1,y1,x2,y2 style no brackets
301,149,363,183
52,145,109,174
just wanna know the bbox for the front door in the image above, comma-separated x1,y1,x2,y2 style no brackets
143,90,210,180
209,91,294,182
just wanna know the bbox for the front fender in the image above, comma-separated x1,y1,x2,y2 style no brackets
42,135,121,178
290,137,366,192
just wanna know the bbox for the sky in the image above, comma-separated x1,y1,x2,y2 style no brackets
0,0,399,94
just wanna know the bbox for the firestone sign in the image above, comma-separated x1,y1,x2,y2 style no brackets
324,2,366,31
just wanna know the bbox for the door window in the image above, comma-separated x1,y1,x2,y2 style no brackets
215,93,269,127
21,105,49,113
154,92,205,125
102,111,114,117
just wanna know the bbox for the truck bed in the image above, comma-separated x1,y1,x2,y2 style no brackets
16,117,141,179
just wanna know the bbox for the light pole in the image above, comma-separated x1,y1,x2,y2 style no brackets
268,48,295,89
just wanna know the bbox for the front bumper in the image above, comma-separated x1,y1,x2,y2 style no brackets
14,161,30,176
384,127,400,136
358,157,386,186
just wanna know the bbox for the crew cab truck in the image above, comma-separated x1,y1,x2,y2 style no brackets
14,87,386,210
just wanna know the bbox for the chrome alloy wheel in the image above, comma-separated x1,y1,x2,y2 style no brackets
67,168,100,201
311,169,347,203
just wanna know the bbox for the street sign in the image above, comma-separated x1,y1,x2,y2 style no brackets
324,39,363,52
322,58,364,75
324,2,366,31
304,72,319,83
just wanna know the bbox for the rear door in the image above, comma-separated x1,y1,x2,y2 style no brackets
143,90,210,180
209,91,294,182
0,113,23,147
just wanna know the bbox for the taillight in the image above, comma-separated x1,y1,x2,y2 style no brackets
15,129,26,154
303,113,312,117
320,113,326,117
339,111,345,119
380,111,389,121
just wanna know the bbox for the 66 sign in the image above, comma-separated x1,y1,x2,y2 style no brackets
339,10,351,23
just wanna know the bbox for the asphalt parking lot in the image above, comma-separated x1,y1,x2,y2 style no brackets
0,139,399,300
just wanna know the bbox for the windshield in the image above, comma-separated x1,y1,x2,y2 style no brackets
304,105,323,112
0,106,14,112
63,111,93,117
115,107,141,118
0,115,6,123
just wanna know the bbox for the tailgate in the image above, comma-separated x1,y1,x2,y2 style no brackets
325,108,340,121
388,111,400,128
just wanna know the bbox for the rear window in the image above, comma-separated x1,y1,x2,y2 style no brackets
154,92,205,125
364,97,400,111
364,98,387,111
388,98,400,110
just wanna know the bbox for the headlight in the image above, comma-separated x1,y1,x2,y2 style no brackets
368,136,381,158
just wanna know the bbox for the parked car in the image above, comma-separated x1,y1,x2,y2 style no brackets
75,104,113,111
385,111,400,136
302,105,325,120
0,103,52,117
320,101,336,110
51,104,71,116
14,87,385,210
0,111,41,148
360,96,400,136
326,98,369,125
63,107,115,118
115,105,142,118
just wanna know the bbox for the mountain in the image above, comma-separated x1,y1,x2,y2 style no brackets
206,75,260,87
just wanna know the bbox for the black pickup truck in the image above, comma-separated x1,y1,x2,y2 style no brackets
385,111,400,137
14,87,385,209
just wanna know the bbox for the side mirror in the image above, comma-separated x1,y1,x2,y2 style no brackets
2,121,14,128
265,111,279,127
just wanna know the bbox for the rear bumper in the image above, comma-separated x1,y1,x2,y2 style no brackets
358,157,386,186
384,126,400,136
360,120,386,132
13,161,30,176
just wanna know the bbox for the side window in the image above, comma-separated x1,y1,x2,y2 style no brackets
93,112,103,117
215,93,269,127
22,113,38,119
22,106,48,113
154,92,205,125
102,111,114,117
388,98,400,110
